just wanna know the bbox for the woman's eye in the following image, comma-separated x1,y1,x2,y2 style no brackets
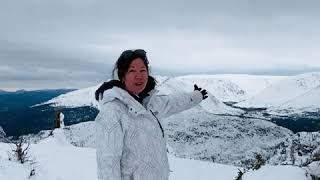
128,69,136,73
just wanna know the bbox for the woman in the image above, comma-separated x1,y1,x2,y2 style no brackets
95,49,208,180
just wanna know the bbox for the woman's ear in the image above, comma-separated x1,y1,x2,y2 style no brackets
121,76,126,85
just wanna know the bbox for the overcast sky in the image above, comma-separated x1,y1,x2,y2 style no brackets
1,0,320,90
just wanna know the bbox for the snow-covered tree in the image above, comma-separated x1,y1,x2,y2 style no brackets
9,138,31,164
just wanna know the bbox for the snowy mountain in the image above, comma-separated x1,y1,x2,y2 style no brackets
0,90,9,94
38,85,100,108
164,106,292,166
40,75,247,115
34,73,320,166
269,85,320,114
41,74,285,107
175,74,286,102
236,72,320,111
1,72,320,179
156,77,244,115
0,130,316,180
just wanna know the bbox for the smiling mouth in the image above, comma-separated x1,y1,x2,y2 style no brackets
134,82,144,86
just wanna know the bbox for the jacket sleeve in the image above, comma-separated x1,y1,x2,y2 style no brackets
95,103,124,180
151,90,203,118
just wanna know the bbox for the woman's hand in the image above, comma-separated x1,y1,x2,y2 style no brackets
194,84,208,100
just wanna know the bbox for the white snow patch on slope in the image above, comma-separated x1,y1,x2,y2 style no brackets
236,72,320,108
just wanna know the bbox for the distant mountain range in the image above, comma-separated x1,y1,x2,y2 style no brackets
2,72,320,137
236,72,320,113
1,73,320,167
0,89,77,136
46,73,320,113
0,89,12,94
45,72,320,121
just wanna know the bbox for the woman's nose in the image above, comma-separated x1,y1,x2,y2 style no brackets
135,72,144,79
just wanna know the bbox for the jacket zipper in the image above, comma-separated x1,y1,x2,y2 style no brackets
150,110,164,138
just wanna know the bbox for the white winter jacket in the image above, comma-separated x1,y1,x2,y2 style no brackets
95,87,203,180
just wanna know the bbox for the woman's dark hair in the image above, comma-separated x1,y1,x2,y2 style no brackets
112,49,149,81
112,49,157,95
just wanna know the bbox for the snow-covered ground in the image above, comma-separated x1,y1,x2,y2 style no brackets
0,130,315,180
0,130,96,180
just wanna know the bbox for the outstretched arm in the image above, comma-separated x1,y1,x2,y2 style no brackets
150,84,207,118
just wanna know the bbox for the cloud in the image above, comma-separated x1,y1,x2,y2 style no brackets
1,0,320,89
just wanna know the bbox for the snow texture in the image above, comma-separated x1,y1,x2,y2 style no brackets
0,130,313,180
237,72,320,111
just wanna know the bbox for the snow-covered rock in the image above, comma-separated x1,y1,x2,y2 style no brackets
59,112,65,128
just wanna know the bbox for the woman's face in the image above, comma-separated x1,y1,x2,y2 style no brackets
122,58,148,95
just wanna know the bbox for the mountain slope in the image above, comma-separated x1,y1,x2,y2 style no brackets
40,109,291,167
176,74,286,102
164,106,292,166
157,77,244,115
34,73,320,166
236,72,320,108
43,75,244,115
38,86,100,108
272,85,320,113
41,74,289,113
0,130,313,180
